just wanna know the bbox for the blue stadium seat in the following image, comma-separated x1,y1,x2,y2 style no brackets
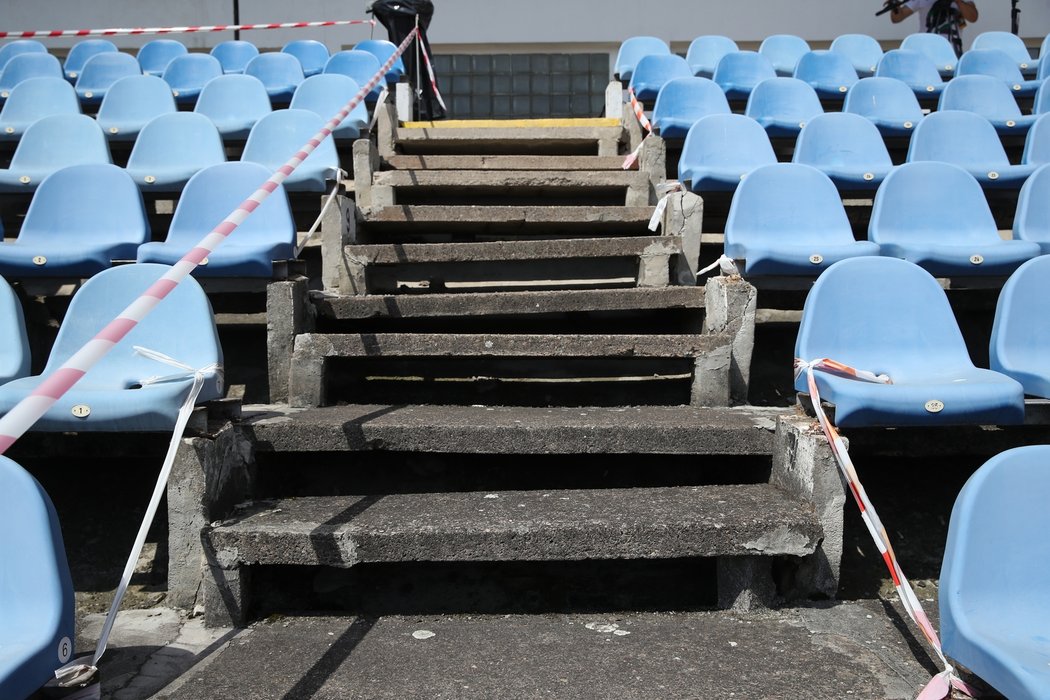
1042,33,1050,63
193,74,272,140
907,110,1036,189
875,49,946,99
900,32,958,76
940,446,1050,699
972,31,1037,76
289,73,369,141
241,109,340,193
0,77,81,142
137,162,295,277
0,456,75,700
125,112,226,192
136,39,187,77
614,36,669,82
0,275,29,384
713,51,777,101
685,35,738,79
0,263,223,431
0,164,148,277
795,256,1025,427
96,74,177,142
0,114,111,193
0,39,47,72
282,39,330,78
829,33,884,78
1012,163,1050,250
1037,78,1050,114
353,39,405,85
244,52,305,103
759,34,811,77
210,40,259,75
324,51,384,103
1022,115,1050,166
0,53,63,103
792,112,893,190
991,257,1050,397
793,50,859,100
957,49,1042,98
628,54,692,102
162,53,223,105
725,163,879,276
678,113,777,192
842,77,924,137
939,74,1037,135
651,77,731,139
744,77,823,138
73,51,141,107
870,161,1040,276
62,38,117,82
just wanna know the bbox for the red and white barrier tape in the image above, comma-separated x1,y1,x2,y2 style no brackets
0,18,374,40
648,180,683,231
417,32,447,113
793,358,982,700
622,87,653,170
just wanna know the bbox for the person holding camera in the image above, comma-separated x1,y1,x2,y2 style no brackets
886,0,978,56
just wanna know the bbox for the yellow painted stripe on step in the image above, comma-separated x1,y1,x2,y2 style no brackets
401,118,621,129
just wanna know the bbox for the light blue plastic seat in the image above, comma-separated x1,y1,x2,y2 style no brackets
162,53,223,105
0,163,148,278
829,33,884,78
0,456,75,700
991,257,1050,397
940,446,1050,699
793,112,893,190
193,74,272,140
244,52,305,103
62,38,117,82
290,73,368,141
678,113,777,192
96,75,177,142
0,77,80,142
1012,163,1050,250
725,163,879,276
137,162,295,277
614,36,669,82
136,39,187,77
125,113,226,192
842,77,923,137
685,35,738,78
1042,34,1050,62
794,50,859,100
972,31,1037,76
1040,54,1050,82
713,51,777,101
870,161,1040,276
940,74,1037,135
901,32,958,76
73,51,140,106
1022,115,1050,165
907,110,1036,189
957,49,1042,98
0,114,110,193
794,256,1025,427
651,77,730,139
759,34,811,77
0,53,63,103
628,54,692,102
281,40,330,78
875,49,946,99
0,40,47,72
1037,79,1050,114
241,109,340,193
324,51,384,103
353,39,405,85
0,263,223,430
745,77,823,138
0,275,29,383
210,40,259,75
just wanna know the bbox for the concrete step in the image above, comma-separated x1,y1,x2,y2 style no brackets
363,204,655,238
383,154,633,171
387,117,625,157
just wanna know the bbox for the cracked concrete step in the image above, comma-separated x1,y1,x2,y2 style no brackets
383,155,634,171
363,205,655,237
393,118,625,157
240,404,789,455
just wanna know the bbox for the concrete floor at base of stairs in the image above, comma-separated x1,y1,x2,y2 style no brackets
81,598,955,700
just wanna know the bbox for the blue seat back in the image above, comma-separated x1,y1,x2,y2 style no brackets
1013,162,1050,243
829,33,883,76
759,34,811,76
63,38,117,81
289,73,368,138
1040,54,1050,82
0,275,29,383
652,77,730,129
323,51,383,100
990,256,1050,395
793,112,893,169
244,52,304,92
0,456,74,700
870,161,998,246
940,74,1024,122
210,40,259,74
875,49,944,91
794,50,858,94
96,75,177,140
0,39,47,72
972,31,1035,72
241,108,339,180
713,51,777,95
8,113,111,174
353,39,405,83
0,53,63,98
745,77,823,130
842,77,924,128
678,113,777,183
907,109,1012,169
614,36,669,81
193,74,272,137
136,39,187,77
162,53,223,97
74,52,141,101
957,48,1028,86
900,32,958,74
1022,114,1050,166
126,112,226,175
1037,79,1050,114
0,77,81,139
628,54,692,101
686,35,738,78
282,39,331,78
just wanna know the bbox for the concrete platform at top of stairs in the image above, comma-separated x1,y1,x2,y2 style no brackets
383,154,634,171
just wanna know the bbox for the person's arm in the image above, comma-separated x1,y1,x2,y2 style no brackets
955,0,978,23
888,2,915,23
